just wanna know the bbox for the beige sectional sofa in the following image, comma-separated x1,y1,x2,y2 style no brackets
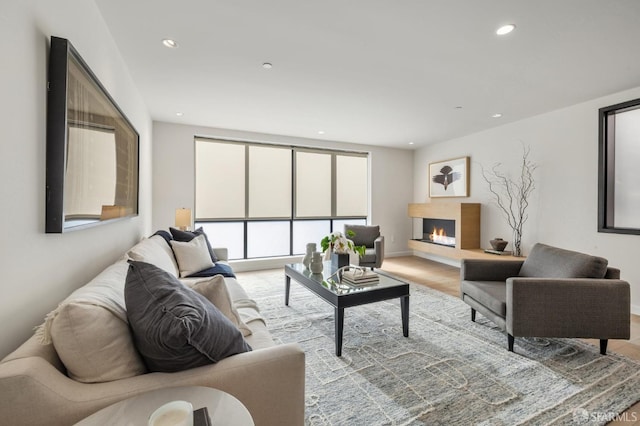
0,234,305,426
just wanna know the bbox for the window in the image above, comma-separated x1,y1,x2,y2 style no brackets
248,146,291,218
598,97,640,234
336,155,368,217
292,220,331,254
195,138,369,259
195,141,245,219
295,151,332,217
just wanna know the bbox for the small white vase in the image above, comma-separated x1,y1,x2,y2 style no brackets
302,243,316,270
309,252,324,274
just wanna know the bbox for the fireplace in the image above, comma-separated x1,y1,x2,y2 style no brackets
408,203,480,254
422,218,456,247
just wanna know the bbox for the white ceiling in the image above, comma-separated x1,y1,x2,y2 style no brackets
94,0,640,149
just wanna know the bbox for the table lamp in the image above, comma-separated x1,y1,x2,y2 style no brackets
175,208,192,231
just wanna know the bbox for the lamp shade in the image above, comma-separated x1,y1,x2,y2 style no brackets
175,208,192,231
100,205,126,220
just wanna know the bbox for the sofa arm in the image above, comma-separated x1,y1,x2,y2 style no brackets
212,247,228,261
460,259,524,281
373,236,384,267
0,343,305,426
374,235,384,249
506,278,631,339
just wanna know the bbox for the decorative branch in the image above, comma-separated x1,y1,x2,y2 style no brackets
481,145,537,256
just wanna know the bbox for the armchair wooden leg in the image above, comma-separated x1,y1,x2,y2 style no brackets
471,308,476,322
508,334,514,352
600,339,608,355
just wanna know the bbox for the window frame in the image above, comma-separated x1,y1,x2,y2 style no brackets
598,97,640,234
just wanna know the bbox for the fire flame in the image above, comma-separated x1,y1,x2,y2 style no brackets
430,227,456,246
431,226,447,240
431,227,445,241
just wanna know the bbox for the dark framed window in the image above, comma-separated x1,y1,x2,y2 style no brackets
598,97,640,234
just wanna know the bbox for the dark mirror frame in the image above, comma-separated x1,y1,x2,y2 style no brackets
598,97,640,235
46,36,139,233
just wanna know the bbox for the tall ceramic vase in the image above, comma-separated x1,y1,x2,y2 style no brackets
303,243,316,269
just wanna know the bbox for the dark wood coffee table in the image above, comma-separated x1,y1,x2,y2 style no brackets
284,262,409,356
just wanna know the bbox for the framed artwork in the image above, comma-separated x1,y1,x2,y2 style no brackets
429,156,469,198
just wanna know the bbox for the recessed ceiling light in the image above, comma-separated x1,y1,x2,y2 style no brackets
492,113,503,118
162,38,179,48
496,24,516,36
318,130,325,135
408,142,415,145
262,62,273,69
176,112,184,117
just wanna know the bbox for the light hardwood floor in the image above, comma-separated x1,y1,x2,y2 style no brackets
380,255,640,425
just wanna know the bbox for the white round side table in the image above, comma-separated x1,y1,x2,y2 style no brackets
74,386,254,426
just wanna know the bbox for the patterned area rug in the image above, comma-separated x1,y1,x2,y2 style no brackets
237,269,640,425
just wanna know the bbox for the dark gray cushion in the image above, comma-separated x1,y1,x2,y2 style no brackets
518,243,608,279
345,225,380,247
170,227,218,262
153,229,173,244
460,280,507,317
125,260,251,373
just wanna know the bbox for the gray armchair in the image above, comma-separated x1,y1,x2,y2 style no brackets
344,224,384,269
460,243,630,354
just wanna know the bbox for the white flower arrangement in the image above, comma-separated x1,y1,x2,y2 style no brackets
320,231,365,258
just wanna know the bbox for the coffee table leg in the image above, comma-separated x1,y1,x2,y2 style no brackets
285,275,291,306
401,296,409,337
335,307,344,356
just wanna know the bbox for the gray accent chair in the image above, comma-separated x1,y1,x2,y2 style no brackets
345,224,385,269
460,243,630,354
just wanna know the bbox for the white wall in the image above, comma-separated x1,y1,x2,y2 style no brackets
0,1,152,357
414,86,640,314
152,122,414,269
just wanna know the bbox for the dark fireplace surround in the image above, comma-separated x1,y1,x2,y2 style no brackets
422,218,456,247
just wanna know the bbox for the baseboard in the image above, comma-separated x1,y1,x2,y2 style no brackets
631,304,640,317
412,251,461,268
230,256,303,272
385,250,413,258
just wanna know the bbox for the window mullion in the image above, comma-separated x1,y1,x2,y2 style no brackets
290,149,295,255
331,153,337,217
244,145,250,220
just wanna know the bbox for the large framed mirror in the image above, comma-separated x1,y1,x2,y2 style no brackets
598,97,640,234
46,36,139,233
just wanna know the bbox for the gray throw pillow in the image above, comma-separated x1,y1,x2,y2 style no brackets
125,260,251,372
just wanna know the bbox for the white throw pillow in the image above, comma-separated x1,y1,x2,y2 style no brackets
51,303,147,383
170,234,215,277
40,260,148,383
126,235,179,277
